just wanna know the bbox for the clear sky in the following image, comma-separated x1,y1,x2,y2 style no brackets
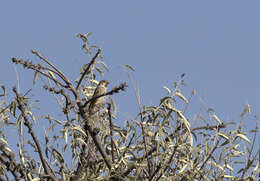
0,1,259,144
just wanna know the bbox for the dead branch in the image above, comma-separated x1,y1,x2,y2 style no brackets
12,87,58,181
76,49,101,90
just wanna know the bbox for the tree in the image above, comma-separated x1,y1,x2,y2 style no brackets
0,33,259,181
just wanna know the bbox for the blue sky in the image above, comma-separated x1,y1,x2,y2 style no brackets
1,1,259,147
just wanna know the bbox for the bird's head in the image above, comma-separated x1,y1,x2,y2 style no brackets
99,80,110,87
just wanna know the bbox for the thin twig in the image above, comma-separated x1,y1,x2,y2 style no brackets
12,58,67,88
154,144,178,181
241,127,257,178
118,133,135,177
127,71,152,177
182,91,194,114
197,136,220,171
31,50,70,85
76,49,101,90
0,153,21,180
0,103,12,115
108,103,115,163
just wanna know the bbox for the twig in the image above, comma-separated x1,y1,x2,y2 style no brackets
108,103,115,163
241,127,257,178
12,57,81,114
140,123,152,177
31,50,70,85
0,153,21,180
0,103,12,115
192,122,234,131
197,136,220,171
76,49,101,90
118,133,135,177
154,144,178,181
182,91,194,114
127,71,152,177
4,172,10,181
12,58,67,88
12,87,58,181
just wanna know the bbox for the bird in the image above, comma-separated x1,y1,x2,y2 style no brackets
88,80,109,114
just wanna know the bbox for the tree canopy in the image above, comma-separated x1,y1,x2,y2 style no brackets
0,33,259,181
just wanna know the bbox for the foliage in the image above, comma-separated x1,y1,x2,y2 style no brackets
0,33,259,181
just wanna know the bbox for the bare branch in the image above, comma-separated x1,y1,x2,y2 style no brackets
198,136,220,171
107,103,115,163
12,58,67,88
31,50,71,85
76,48,101,90
241,127,257,178
12,87,58,181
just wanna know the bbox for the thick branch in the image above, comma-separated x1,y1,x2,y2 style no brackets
82,114,112,169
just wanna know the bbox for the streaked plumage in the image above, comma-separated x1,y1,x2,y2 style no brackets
88,80,109,114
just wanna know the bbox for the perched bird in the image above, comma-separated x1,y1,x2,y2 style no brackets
88,80,109,114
